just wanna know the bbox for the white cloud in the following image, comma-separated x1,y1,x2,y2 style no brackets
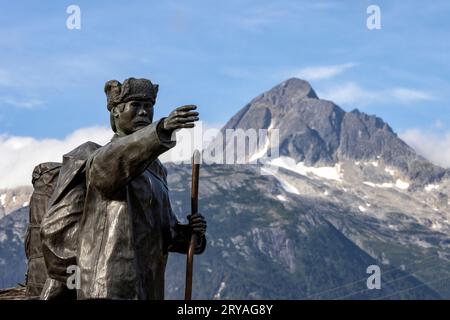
400,129,450,168
294,63,357,81
391,88,435,103
0,121,224,189
0,127,112,189
0,68,45,109
434,119,444,129
319,82,436,107
0,69,12,86
0,96,44,109
319,82,378,106
0,66,37,89
220,67,253,79
308,2,339,9
233,6,289,29
231,2,340,30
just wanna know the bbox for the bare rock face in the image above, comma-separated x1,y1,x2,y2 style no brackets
0,207,28,289
211,78,445,185
163,164,444,300
0,187,32,219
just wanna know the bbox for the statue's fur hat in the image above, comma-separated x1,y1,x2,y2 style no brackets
104,78,159,111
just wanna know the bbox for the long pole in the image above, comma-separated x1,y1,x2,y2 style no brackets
185,149,200,300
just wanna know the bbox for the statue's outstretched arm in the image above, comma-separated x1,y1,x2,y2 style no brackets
87,119,175,196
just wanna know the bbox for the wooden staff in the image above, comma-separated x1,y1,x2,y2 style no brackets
185,149,200,300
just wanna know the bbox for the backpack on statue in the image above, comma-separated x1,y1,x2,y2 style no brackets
24,162,61,298
24,141,101,299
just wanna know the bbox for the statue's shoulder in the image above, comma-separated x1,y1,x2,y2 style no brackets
63,141,103,161
48,141,102,206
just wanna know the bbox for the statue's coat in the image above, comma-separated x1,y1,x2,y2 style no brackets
41,119,205,300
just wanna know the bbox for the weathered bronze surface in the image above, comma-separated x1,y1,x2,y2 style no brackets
40,78,206,300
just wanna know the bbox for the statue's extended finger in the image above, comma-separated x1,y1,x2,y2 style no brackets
176,105,197,112
175,116,199,123
179,123,195,129
177,111,199,117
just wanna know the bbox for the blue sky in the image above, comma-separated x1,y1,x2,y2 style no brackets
1,1,450,187
0,0,449,136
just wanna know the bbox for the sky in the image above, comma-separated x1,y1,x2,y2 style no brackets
1,0,450,188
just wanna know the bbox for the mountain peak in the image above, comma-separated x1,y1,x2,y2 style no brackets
264,78,318,101
281,77,313,89
208,79,445,184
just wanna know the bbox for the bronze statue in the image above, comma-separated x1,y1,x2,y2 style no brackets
39,78,207,300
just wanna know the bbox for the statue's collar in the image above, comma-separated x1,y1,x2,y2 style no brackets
111,133,121,141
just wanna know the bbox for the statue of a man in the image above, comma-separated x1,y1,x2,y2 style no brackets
75,77,207,299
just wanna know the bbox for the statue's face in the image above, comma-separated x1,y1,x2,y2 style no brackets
113,100,154,135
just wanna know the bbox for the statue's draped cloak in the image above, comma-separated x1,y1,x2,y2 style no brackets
42,119,205,300
41,141,101,289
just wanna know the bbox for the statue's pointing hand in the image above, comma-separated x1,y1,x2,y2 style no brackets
162,105,199,133
187,213,207,237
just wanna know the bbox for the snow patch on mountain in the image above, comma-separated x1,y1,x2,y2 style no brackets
364,181,388,188
425,184,440,192
363,179,410,190
395,179,410,190
214,282,226,299
385,168,396,176
249,123,275,162
431,221,444,230
268,156,342,181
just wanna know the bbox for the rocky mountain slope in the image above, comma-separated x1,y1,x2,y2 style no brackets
210,78,447,186
0,187,32,220
1,78,449,299
163,163,446,299
0,207,28,289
